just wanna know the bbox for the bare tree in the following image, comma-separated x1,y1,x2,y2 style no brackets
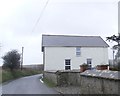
107,34,120,70
107,34,120,57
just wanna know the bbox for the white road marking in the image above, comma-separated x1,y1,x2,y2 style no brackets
40,79,44,83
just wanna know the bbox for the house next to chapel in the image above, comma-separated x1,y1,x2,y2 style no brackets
42,35,109,71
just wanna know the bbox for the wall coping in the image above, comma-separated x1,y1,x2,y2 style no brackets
80,69,120,80
45,69,120,80
45,70,81,73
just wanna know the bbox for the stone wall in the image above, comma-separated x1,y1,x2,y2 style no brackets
44,70,120,94
80,75,119,94
56,70,81,86
44,71,58,85
80,70,120,94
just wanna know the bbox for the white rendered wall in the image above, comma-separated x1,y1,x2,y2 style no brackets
44,47,108,71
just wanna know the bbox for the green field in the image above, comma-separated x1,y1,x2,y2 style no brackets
1,68,42,83
0,69,2,83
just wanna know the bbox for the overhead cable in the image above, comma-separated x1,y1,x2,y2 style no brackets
32,0,49,32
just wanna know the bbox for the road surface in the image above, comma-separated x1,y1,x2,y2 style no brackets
2,74,58,94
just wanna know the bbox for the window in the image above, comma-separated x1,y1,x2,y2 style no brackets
65,59,71,70
76,47,81,56
65,66,71,70
87,59,92,69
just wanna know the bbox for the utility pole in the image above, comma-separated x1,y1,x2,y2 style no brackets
21,47,24,70
113,49,115,66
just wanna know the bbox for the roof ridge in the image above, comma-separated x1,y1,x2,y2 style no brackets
42,34,100,37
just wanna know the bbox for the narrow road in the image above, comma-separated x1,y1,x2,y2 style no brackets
2,74,58,94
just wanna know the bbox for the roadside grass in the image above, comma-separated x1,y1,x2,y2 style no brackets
42,78,56,88
0,69,2,83
2,70,14,83
2,68,42,83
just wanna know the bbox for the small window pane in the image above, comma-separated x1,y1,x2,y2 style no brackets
65,66,71,70
65,59,70,65
87,59,92,64
76,52,80,55
76,47,80,51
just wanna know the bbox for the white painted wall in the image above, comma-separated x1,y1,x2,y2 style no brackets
44,47,108,71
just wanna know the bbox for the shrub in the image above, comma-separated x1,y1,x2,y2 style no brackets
2,50,21,71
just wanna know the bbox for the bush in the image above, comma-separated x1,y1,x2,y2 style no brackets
80,63,88,67
117,60,120,69
109,60,120,71
2,50,21,71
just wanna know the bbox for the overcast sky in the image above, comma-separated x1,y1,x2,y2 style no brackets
0,0,119,65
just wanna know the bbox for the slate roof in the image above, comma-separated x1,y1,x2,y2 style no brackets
42,34,109,48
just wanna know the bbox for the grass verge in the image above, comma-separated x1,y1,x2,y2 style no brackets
1,68,42,83
42,78,56,87
0,69,2,83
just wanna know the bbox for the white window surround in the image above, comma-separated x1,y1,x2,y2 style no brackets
65,59,71,70
87,58,92,68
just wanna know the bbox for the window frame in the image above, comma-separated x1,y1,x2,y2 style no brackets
76,47,81,57
87,58,92,69
65,59,71,70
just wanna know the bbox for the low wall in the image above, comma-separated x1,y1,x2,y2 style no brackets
56,70,81,86
44,71,58,85
44,70,120,94
80,75,119,94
